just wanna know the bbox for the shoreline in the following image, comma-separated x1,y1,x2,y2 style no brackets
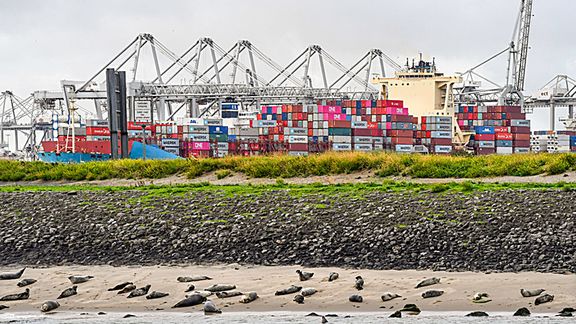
0,265,574,314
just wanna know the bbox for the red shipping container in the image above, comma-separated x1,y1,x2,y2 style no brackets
391,137,413,145
494,126,510,133
328,121,351,128
430,138,452,145
352,129,372,136
476,147,496,155
382,100,403,108
86,127,110,136
366,122,378,129
388,130,413,137
475,134,496,141
496,133,513,140
513,140,530,147
288,143,308,151
513,133,530,141
511,126,531,134
370,129,383,137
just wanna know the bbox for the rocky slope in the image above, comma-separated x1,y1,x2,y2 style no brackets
0,189,574,273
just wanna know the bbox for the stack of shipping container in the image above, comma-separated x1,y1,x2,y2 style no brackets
531,130,576,153
416,116,453,154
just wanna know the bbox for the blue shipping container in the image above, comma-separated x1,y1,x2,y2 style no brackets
208,126,229,134
475,126,495,134
496,140,513,147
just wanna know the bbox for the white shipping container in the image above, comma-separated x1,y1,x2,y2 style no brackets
431,131,452,139
351,121,368,128
330,136,352,143
288,135,308,144
353,136,372,144
511,119,530,127
434,145,453,153
354,144,373,151
189,125,209,133
161,138,180,147
332,143,352,151
188,134,209,142
514,147,530,154
496,147,513,155
395,145,413,152
288,151,309,157
163,147,180,155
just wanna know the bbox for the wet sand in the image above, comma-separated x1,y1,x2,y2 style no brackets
0,265,573,314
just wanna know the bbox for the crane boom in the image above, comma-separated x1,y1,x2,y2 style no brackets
515,0,533,92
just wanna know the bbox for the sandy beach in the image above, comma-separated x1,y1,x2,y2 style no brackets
0,265,573,314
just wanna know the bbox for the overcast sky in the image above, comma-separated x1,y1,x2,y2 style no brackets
1,0,575,130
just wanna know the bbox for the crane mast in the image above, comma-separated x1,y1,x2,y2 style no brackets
515,0,533,92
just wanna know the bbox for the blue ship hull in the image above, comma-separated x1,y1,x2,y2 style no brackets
38,142,179,163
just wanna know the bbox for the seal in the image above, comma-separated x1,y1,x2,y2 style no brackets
349,295,363,303
415,277,440,289
17,279,37,287
381,293,401,302
466,311,489,317
535,293,554,305
108,282,133,291
204,300,222,314
293,294,304,304
328,272,339,282
68,276,94,284
558,308,575,317
301,288,317,297
216,291,243,299
513,307,531,316
127,285,151,298
0,288,29,301
177,276,212,282
186,291,213,298
204,284,236,293
275,285,302,296
389,311,402,318
354,276,364,290
321,316,328,323
41,301,60,312
422,290,444,299
172,294,207,308
400,304,421,315
472,292,491,303
296,270,314,281
239,292,258,304
146,291,169,299
0,305,9,310
117,284,136,294
0,268,26,280
521,288,545,297
57,286,77,299
184,285,195,292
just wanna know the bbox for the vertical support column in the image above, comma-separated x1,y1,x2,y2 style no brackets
106,68,119,159
550,102,556,131
248,47,259,87
568,105,574,120
118,71,129,159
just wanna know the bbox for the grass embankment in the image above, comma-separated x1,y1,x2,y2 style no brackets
1,181,576,196
1,152,576,182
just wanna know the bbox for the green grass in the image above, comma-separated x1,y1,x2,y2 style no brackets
1,180,576,196
2,152,576,181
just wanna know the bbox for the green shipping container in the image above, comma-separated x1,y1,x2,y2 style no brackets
209,133,229,142
328,128,352,136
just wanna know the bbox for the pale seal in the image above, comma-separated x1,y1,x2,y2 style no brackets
239,292,258,304
204,300,222,314
416,277,440,288
521,288,545,297
301,288,317,297
204,284,236,292
172,294,207,308
535,294,554,305
275,285,302,295
328,272,339,282
422,290,444,299
0,288,29,301
68,276,93,284
127,285,151,298
0,268,26,280
108,282,133,291
296,270,314,281
381,293,401,302
17,279,37,287
146,291,169,299
41,300,60,312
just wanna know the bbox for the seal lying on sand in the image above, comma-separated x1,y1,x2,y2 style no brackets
521,288,545,297
466,311,489,317
204,284,236,292
108,282,133,291
239,292,258,304
177,276,211,282
146,291,169,299
381,293,401,302
416,277,440,288
204,300,222,314
296,270,314,281
328,272,339,282
422,290,444,299
535,294,554,305
41,301,60,312
0,305,9,310
349,295,363,303
216,291,243,299
354,276,364,290
275,285,302,295
400,304,421,315
0,268,26,280
17,279,37,287
68,276,93,284
127,285,151,298
57,286,77,299
293,295,304,304
513,307,531,316
172,294,207,308
301,288,317,297
117,284,136,294
0,288,29,301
